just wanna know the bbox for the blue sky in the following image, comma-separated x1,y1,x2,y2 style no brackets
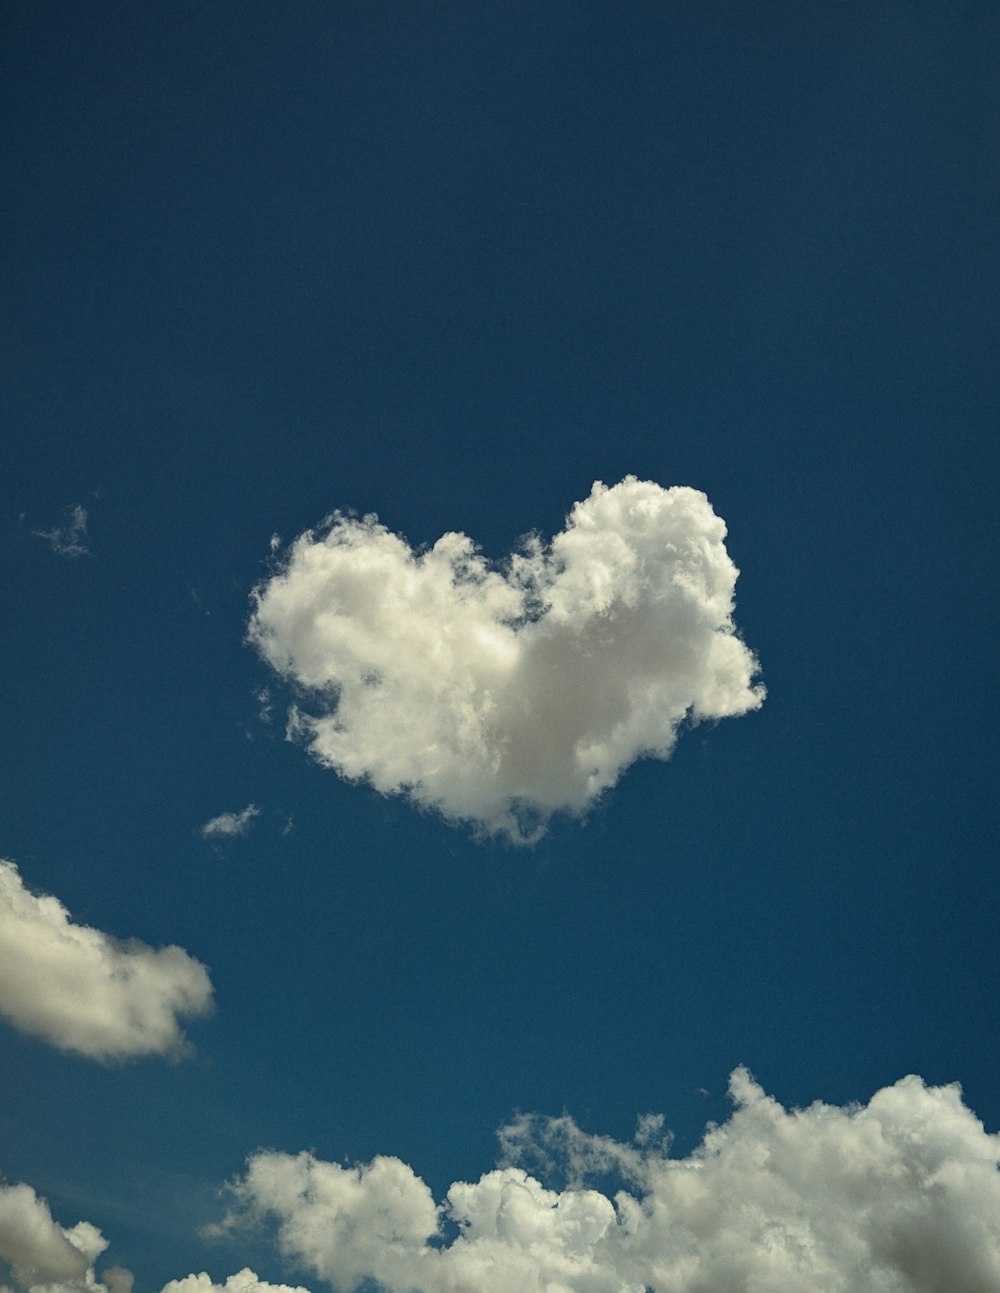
2,2,999,1289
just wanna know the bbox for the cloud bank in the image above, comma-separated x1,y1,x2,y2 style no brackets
249,478,763,841
3,1072,997,1293
219,1068,1000,1293
0,860,213,1062
200,806,261,839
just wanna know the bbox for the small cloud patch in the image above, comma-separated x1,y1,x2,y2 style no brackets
32,504,90,557
200,805,261,839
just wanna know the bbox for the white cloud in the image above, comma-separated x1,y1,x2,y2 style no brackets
220,1069,1000,1293
0,1179,306,1293
32,506,90,558
249,478,764,842
0,860,213,1062
0,1180,110,1293
200,806,261,840
160,1270,310,1293
5,1073,998,1293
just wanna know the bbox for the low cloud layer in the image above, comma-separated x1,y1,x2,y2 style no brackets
249,478,763,841
219,1069,1000,1293
200,806,261,839
0,860,213,1062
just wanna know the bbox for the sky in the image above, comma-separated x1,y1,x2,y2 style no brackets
1,1,999,1289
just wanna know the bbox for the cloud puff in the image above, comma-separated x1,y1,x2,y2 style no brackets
0,860,213,1062
249,478,763,842
219,1069,1000,1293
200,806,261,839
31,506,90,558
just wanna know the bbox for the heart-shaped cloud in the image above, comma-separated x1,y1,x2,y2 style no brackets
248,477,763,841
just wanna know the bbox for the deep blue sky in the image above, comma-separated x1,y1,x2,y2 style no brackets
2,1,998,1285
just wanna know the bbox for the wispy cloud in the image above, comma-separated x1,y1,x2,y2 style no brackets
214,1069,1000,1292
254,688,273,724
250,478,764,843
32,504,90,557
0,860,213,1062
200,805,261,839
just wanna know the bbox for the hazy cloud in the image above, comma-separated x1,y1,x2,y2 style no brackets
219,1069,1000,1293
253,690,273,725
249,478,763,842
0,860,213,1062
32,505,90,558
200,806,261,840
102,1268,134,1293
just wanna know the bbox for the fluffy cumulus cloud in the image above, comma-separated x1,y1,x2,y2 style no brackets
4,1074,997,1293
249,478,764,841
219,1069,1000,1293
0,860,213,1062
200,805,261,839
